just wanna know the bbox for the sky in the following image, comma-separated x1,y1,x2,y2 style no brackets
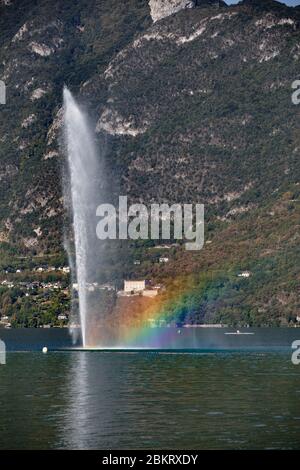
226,0,300,5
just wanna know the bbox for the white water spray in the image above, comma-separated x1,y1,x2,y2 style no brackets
63,87,99,347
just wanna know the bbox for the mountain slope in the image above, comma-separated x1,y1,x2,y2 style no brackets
0,0,151,252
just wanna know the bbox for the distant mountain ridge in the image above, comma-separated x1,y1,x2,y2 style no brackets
0,0,299,325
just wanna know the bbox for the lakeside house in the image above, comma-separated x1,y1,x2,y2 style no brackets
72,282,115,292
238,271,252,278
124,280,146,293
0,316,9,323
61,266,70,274
58,314,68,321
119,280,159,297
1,280,14,288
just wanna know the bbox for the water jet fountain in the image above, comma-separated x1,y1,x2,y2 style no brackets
63,87,101,348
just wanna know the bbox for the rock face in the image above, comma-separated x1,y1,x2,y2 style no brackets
149,0,195,22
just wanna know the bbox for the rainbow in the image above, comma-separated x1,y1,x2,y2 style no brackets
117,271,224,348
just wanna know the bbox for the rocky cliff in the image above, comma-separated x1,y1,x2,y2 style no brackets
149,0,195,22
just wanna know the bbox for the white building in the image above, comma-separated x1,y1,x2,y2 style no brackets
1,280,14,288
159,257,169,263
238,271,251,278
58,314,67,321
124,280,146,293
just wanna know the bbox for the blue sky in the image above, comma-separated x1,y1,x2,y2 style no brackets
226,0,300,5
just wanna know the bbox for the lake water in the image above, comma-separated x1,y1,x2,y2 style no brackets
1,327,300,351
0,329,299,449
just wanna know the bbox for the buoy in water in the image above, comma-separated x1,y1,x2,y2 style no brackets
42,347,48,354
